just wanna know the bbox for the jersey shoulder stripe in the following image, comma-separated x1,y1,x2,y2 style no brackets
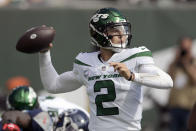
120,51,152,62
120,46,152,62
74,59,91,67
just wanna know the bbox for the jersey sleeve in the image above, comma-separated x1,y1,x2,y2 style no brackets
39,51,83,93
73,53,92,85
133,64,173,89
73,63,84,85
132,46,173,89
135,46,154,65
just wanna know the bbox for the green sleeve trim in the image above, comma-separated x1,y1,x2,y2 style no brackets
120,51,152,63
74,59,91,67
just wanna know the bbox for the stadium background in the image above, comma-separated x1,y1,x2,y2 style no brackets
0,2,196,130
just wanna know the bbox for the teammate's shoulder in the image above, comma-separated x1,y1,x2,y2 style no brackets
74,51,99,67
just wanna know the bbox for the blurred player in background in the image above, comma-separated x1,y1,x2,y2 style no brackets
1,86,89,131
39,7,173,131
38,96,89,131
0,76,30,117
0,86,52,131
167,36,196,131
187,102,196,131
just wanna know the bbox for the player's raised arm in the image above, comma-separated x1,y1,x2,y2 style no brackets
39,49,83,94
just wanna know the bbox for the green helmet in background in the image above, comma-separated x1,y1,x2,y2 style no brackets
7,86,38,110
89,8,132,52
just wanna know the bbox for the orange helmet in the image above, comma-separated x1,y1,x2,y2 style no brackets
6,76,30,90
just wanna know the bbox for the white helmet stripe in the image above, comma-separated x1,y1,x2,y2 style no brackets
89,24,105,37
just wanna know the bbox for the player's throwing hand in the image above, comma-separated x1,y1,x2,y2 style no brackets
40,43,53,53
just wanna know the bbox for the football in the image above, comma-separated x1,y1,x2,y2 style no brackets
16,26,56,53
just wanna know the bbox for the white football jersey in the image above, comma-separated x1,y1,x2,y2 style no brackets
73,46,154,131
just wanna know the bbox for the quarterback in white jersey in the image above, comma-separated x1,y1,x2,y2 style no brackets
39,8,173,131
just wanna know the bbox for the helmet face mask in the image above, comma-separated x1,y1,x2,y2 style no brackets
104,23,130,52
89,8,132,52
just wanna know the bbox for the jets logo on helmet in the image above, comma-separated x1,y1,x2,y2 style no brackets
91,14,109,22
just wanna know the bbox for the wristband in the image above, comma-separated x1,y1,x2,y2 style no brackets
128,72,134,81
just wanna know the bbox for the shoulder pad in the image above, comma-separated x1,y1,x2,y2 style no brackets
120,46,152,63
138,46,151,52
74,52,92,67
74,52,101,67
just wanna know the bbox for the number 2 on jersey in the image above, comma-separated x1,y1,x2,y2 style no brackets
94,80,119,116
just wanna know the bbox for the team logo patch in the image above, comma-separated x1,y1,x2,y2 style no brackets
101,66,106,71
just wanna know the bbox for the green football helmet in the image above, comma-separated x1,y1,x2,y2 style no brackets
89,8,132,52
7,86,38,110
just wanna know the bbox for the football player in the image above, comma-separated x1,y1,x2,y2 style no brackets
187,102,196,131
38,96,89,131
39,8,173,131
1,86,89,131
1,86,52,131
